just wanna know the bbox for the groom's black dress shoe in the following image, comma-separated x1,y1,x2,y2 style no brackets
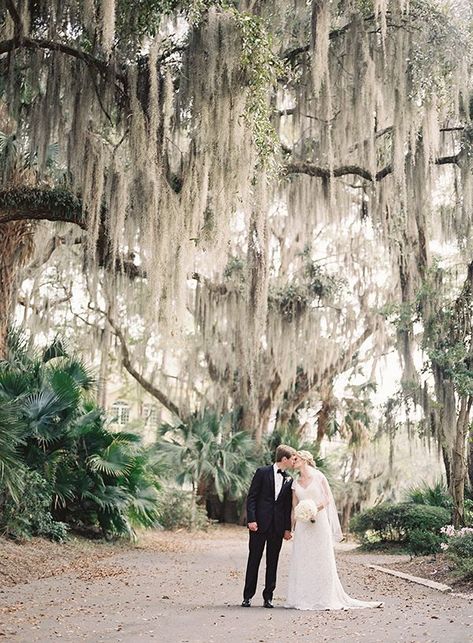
241,599,251,607
263,600,274,608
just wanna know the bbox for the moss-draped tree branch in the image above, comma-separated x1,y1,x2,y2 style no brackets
0,187,87,229
278,323,374,426
0,187,146,280
106,313,183,421
285,153,461,183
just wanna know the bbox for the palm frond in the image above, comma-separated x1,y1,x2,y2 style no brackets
87,442,133,478
42,337,69,362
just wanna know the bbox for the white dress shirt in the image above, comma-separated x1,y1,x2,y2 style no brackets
273,463,283,500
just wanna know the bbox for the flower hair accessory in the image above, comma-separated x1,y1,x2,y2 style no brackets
294,499,318,523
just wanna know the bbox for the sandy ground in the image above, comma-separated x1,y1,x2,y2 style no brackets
1,526,472,643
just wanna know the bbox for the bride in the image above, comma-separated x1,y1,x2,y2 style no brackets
286,450,383,610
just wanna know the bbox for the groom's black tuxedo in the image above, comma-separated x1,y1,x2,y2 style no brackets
246,465,293,535
243,465,293,602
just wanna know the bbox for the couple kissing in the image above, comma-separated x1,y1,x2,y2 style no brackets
242,444,383,611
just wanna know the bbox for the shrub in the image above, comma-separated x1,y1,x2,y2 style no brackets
350,502,450,547
157,488,209,530
0,468,68,541
465,499,473,526
447,529,473,558
443,529,473,581
0,332,161,541
406,529,443,556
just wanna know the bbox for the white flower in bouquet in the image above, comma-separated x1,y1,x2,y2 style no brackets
294,499,318,523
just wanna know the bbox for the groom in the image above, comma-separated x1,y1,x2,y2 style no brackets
241,444,296,608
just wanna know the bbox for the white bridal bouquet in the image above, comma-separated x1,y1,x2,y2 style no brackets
294,499,318,523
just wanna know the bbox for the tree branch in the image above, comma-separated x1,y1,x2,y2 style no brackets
0,187,146,280
106,314,183,421
278,324,374,425
0,187,87,229
0,36,117,75
285,153,461,183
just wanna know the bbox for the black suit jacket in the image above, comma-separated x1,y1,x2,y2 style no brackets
246,465,292,536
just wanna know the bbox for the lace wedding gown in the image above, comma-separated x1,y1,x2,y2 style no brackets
286,468,383,611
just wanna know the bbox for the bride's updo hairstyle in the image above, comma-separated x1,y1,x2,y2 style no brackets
297,450,316,468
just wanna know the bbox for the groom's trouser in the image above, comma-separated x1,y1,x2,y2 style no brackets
243,527,283,601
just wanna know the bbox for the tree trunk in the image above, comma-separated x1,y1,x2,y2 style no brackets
451,396,472,527
442,446,452,490
239,405,259,441
0,222,34,357
468,422,473,490
97,317,111,408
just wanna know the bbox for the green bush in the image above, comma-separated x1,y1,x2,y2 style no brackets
0,468,68,541
0,332,161,541
406,528,443,556
157,488,209,530
447,530,473,558
350,502,450,547
465,499,473,526
446,531,473,581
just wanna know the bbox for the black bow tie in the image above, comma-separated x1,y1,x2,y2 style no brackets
277,469,288,478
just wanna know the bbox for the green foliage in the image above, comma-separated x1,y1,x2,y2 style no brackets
406,529,443,556
416,261,473,397
157,488,209,530
263,426,328,474
445,530,473,581
0,400,24,502
447,530,473,558
270,284,308,321
0,331,160,541
223,256,245,283
115,0,222,43
0,187,84,225
231,9,282,169
155,411,257,503
350,502,450,548
0,468,68,542
116,0,181,41
269,251,344,321
405,480,452,510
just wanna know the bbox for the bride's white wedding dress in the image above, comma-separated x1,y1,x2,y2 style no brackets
286,468,383,611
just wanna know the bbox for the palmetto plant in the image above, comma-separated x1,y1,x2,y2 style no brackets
155,412,258,527
0,401,25,503
406,480,453,509
0,331,160,540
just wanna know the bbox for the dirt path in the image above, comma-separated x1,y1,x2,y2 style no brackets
1,526,472,643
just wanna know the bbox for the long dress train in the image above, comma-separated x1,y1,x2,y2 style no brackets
285,468,383,610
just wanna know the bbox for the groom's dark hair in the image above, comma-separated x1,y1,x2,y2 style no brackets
275,444,296,462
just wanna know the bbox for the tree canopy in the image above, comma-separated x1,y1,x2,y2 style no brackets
2,1,473,523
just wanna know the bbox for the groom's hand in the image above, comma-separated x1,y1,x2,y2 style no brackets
283,530,292,541
248,522,258,531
